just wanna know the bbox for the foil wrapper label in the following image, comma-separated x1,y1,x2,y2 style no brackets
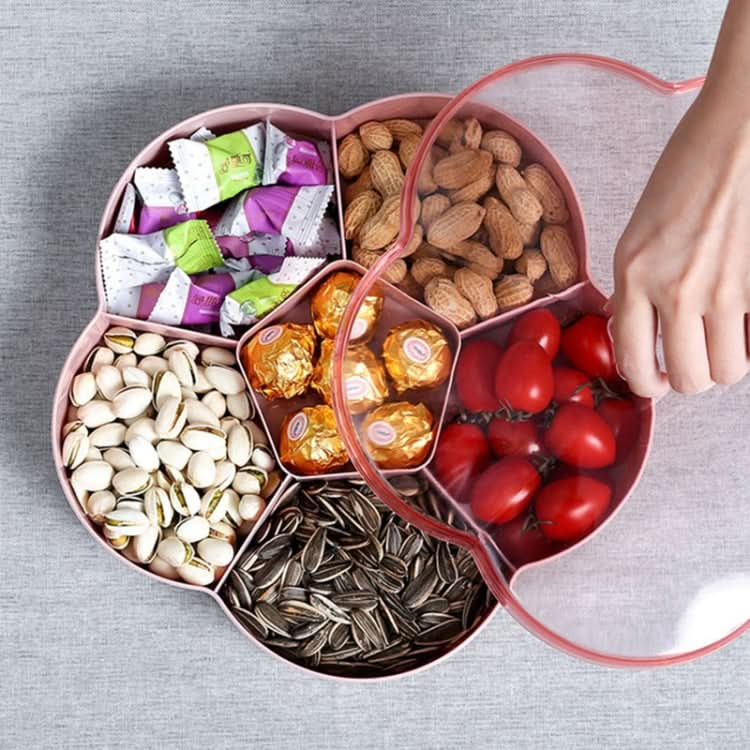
214,184,333,249
169,123,265,212
286,412,309,441
263,120,328,186
403,336,432,364
259,326,284,345
346,375,369,401
367,420,396,446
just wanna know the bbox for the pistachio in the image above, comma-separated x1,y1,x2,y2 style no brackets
153,469,171,490
175,515,211,544
139,356,169,376
180,425,226,456
132,524,161,563
148,556,181,580
78,400,116,429
169,482,201,516
152,370,182,409
239,493,266,522
155,397,187,439
251,445,275,473
89,422,127,448
62,431,90,469
163,339,200,360
85,446,103,461
261,470,282,500
193,366,213,395
226,392,253,421
227,424,252,467
114,353,139,372
200,487,230,524
246,421,269,449
83,346,115,373
112,467,152,496
70,372,97,407
62,420,87,439
181,387,198,401
85,490,117,523
184,398,221,428
112,386,152,420
127,435,160,472
224,489,242,527
72,460,114,492
209,520,237,546
104,327,136,354
177,557,214,586
219,416,241,434
116,497,145,512
169,349,198,388
200,346,236,367
102,447,135,471
232,467,266,495
186,451,216,489
122,366,150,388
144,486,174,528
197,537,233,567
134,332,166,357
204,365,245,395
202,390,226,419
157,536,194,567
107,534,130,551
213,460,236,491
94,365,123,401
70,476,89,507
104,507,150,537
125,417,158,445
156,440,191,470
163,464,184,485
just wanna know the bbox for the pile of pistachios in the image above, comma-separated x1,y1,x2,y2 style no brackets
62,327,280,585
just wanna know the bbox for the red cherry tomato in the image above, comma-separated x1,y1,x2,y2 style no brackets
507,308,561,359
535,476,611,541
494,515,559,567
434,423,491,502
597,398,640,462
561,314,618,381
553,367,594,407
545,403,616,468
470,457,541,525
487,417,541,458
494,341,554,414
456,339,503,412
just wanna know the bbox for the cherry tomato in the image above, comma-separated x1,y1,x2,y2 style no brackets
553,367,594,407
456,338,503,412
487,416,541,458
507,308,561,359
545,403,616,468
470,457,541,525
597,398,640,462
561,314,618,381
494,515,559,567
535,476,611,541
434,423,491,502
494,341,554,414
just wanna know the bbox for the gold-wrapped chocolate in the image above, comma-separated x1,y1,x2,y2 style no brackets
280,405,349,475
382,320,452,393
361,402,435,469
311,339,389,414
310,270,384,344
241,322,316,400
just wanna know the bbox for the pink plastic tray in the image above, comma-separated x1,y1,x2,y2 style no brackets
52,54,750,674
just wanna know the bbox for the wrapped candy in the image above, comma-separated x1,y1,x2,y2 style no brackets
113,183,137,233
382,320,452,393
169,123,266,211
101,220,223,312
220,257,325,336
279,405,349,475
310,270,384,343
134,168,198,234
241,321,316,399
263,120,329,186
361,402,435,469
214,184,333,249
311,339,389,414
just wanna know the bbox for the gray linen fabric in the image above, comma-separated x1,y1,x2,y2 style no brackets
2,1,748,748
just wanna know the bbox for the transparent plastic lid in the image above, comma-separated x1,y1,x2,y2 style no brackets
333,56,750,665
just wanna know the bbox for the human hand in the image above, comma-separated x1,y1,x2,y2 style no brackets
611,87,750,397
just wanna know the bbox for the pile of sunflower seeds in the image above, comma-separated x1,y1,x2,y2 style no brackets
222,476,494,676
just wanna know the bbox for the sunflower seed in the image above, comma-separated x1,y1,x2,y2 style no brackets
301,527,327,572
436,543,458,584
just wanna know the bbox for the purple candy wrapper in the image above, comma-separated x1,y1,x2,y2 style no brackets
214,184,333,249
263,120,328,186
135,168,198,234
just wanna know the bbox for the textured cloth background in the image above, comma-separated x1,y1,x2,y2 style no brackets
2,2,748,749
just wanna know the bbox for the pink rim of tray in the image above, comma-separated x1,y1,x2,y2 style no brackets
333,54,750,667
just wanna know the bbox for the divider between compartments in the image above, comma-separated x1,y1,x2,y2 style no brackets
328,120,349,262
